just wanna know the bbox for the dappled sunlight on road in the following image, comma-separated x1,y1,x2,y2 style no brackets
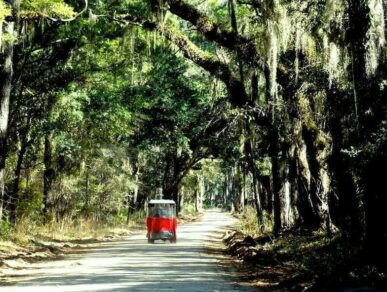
1,210,252,291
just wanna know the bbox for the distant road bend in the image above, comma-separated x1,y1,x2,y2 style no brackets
1,210,252,291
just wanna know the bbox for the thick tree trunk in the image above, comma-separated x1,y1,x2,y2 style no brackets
162,149,185,211
294,142,315,227
244,122,264,229
347,0,386,256
126,170,139,222
163,184,179,204
258,175,272,213
232,165,244,213
302,124,332,232
0,21,15,221
280,156,296,229
8,130,29,225
251,172,263,230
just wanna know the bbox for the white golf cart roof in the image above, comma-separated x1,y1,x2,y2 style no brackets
149,199,176,204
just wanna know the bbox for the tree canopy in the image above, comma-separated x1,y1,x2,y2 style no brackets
0,0,386,288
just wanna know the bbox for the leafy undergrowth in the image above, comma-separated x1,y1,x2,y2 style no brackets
178,204,203,224
223,230,387,291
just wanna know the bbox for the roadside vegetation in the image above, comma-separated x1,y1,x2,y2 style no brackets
226,207,386,290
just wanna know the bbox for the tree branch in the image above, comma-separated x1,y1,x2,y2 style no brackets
153,0,264,69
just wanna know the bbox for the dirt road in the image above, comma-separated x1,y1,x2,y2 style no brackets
1,210,251,291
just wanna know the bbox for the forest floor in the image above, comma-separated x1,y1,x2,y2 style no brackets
0,211,202,280
223,212,387,291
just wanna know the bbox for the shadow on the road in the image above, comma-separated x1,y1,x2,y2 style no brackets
7,248,248,291
9,260,245,291
2,211,254,291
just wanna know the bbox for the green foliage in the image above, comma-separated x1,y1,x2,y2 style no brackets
180,203,196,214
255,157,271,176
0,0,11,21
23,0,75,18
0,219,11,237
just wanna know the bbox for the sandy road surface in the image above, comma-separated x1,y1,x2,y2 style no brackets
1,210,252,291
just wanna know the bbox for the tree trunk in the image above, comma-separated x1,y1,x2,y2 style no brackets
302,124,332,233
0,20,15,222
126,170,139,223
224,174,230,208
8,131,29,225
259,175,272,213
232,165,243,213
126,192,132,225
43,132,55,218
280,154,296,229
195,175,204,212
251,172,263,230
84,164,90,216
178,185,184,213
132,174,139,209
270,127,282,236
163,184,178,201
245,122,264,229
347,0,386,257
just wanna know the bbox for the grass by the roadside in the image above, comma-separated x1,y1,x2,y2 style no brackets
0,204,203,265
234,206,273,237
6,210,145,243
0,210,147,265
178,203,203,223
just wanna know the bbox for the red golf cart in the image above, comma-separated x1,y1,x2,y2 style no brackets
146,199,177,243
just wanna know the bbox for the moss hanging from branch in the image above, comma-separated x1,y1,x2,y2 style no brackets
266,20,278,101
0,0,11,22
0,0,11,51
365,0,385,76
88,10,98,26
327,42,340,86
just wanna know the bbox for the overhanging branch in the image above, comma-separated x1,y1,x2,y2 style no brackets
154,0,264,69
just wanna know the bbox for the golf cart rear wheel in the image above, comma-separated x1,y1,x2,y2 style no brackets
148,239,155,244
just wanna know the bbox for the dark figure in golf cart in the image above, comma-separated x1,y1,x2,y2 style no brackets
146,200,177,243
